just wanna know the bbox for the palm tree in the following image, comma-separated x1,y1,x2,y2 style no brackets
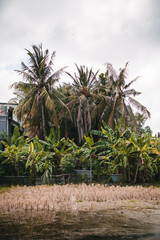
12,44,68,139
93,62,150,131
66,64,99,143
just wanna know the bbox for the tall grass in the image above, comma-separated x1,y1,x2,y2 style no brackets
0,184,160,214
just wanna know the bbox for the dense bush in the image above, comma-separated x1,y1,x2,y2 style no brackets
0,125,160,184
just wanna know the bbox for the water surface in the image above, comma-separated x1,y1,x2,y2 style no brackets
0,210,160,239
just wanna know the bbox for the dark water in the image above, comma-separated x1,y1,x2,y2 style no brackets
0,210,160,240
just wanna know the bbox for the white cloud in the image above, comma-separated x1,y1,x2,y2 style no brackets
0,0,160,134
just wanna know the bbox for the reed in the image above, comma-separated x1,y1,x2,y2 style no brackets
0,184,160,215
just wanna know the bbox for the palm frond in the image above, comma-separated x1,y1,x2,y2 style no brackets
123,89,141,97
117,62,128,88
124,76,140,89
128,97,151,118
47,67,67,86
106,63,118,81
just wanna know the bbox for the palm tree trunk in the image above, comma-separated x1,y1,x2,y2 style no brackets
77,101,84,143
41,100,47,139
121,98,127,131
87,102,91,132
84,106,87,134
108,94,118,129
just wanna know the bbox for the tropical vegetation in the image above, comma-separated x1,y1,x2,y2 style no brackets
0,44,159,184
11,44,69,139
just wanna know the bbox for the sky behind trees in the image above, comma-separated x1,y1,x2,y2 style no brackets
0,0,160,134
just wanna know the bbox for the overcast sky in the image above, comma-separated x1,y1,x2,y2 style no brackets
0,0,160,134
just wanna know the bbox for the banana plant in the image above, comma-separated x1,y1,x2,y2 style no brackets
91,120,125,156
91,120,129,156
39,128,77,174
91,121,133,181
129,133,159,183
23,137,55,184
0,127,27,176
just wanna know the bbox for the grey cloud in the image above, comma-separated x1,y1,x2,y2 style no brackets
0,0,8,12
0,0,160,133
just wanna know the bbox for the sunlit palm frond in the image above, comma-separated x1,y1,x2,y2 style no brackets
51,89,72,120
15,96,34,121
30,95,39,117
40,88,58,127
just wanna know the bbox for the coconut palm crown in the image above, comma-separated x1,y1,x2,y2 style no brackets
66,64,99,143
12,44,67,139
94,62,151,130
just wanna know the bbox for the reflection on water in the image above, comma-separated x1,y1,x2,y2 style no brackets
0,210,160,240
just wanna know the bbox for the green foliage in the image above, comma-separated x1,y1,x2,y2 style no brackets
12,44,68,139
0,123,160,184
129,133,159,183
94,63,150,131
1,45,158,184
91,122,160,183
23,138,55,184
0,127,27,176
133,112,152,136
60,154,75,174
65,64,99,143
12,44,151,145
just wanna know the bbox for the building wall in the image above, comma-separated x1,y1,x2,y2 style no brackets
0,103,23,150
0,116,8,136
